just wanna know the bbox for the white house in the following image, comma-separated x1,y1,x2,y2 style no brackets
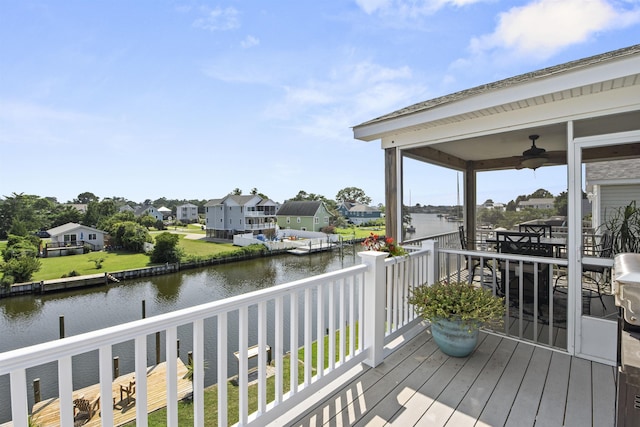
205,195,278,239
517,198,556,211
176,203,199,223
45,222,107,256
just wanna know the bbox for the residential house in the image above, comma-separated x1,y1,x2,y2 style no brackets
586,159,640,228
158,206,173,221
176,203,198,223
276,200,332,232
516,198,555,211
337,202,382,225
134,205,163,222
204,195,278,239
45,222,107,256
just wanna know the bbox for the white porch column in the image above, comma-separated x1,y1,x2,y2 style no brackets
359,250,389,368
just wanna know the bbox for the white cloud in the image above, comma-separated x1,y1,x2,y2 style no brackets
193,6,240,31
265,61,426,141
355,0,489,16
469,0,640,60
241,35,260,49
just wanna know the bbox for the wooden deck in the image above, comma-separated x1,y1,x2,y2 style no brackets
30,359,191,427
274,325,617,427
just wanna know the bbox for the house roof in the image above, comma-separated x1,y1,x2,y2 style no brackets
47,222,105,236
586,159,640,182
349,204,380,213
277,201,323,216
355,44,640,130
518,198,555,206
353,43,640,172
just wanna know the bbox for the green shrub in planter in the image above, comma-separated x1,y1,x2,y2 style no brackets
409,281,505,357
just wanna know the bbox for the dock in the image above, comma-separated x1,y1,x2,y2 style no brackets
30,359,191,427
287,242,336,255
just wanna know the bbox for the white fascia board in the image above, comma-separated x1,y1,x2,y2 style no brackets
354,55,640,142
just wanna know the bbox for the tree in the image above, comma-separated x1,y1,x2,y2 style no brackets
150,232,183,263
231,188,242,195
138,214,157,229
74,192,99,204
1,256,41,285
83,199,117,227
554,191,568,216
335,187,372,205
111,221,152,252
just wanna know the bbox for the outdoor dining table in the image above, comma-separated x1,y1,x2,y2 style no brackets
484,235,567,258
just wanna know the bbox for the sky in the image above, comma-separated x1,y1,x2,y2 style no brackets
1,1,639,207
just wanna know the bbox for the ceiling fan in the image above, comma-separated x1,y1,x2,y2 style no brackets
518,134,548,170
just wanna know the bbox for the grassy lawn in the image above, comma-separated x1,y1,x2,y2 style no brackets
334,226,385,239
25,233,236,281
31,252,153,281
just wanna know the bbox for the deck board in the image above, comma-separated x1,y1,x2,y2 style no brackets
274,325,616,427
30,359,191,427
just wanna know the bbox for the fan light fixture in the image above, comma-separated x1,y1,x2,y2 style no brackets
520,134,547,170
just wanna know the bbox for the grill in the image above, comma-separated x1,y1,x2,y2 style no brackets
614,253,640,426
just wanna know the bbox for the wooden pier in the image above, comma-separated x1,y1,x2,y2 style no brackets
30,359,191,427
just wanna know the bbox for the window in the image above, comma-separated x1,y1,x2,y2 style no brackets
314,217,319,224
297,217,301,223
287,217,291,224
324,217,329,223
88,233,97,240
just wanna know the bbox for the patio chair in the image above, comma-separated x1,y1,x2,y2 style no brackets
519,223,553,238
581,230,613,309
458,225,494,285
497,232,552,303
73,397,99,426
119,379,136,405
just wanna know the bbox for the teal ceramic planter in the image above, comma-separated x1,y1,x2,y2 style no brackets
430,318,480,357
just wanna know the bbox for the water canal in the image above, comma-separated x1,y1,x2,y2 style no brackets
0,214,458,421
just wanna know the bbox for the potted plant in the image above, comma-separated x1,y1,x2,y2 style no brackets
361,233,407,257
408,281,505,357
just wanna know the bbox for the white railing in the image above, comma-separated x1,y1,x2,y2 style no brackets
0,249,432,427
439,247,570,351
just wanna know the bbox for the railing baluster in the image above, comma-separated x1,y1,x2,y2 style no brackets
258,301,267,414
10,369,28,427
317,284,325,377
193,319,204,426
385,265,393,334
217,312,228,426
99,345,114,427
339,278,346,364
238,306,248,425
304,288,312,386
328,280,336,371
290,293,299,394
349,275,356,358
166,326,178,427
58,355,73,426
135,336,148,427
274,296,283,404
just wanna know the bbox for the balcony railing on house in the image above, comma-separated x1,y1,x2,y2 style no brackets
0,240,593,426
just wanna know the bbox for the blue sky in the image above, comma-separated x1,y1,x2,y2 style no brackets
1,1,639,207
